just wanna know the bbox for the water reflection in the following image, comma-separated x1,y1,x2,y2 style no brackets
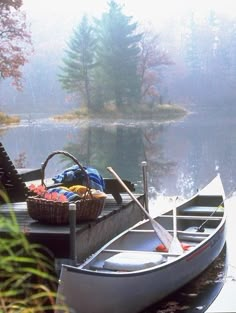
63,125,146,181
0,118,176,194
142,126,176,195
0,114,235,311
1,110,236,198
142,246,227,313
62,123,176,194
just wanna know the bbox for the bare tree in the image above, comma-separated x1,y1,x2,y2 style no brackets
138,28,172,104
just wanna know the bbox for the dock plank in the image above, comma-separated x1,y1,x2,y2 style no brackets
0,194,145,261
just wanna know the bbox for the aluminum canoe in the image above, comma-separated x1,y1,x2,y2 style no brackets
57,174,226,313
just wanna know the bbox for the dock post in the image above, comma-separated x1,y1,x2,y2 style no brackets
141,161,149,213
69,203,77,265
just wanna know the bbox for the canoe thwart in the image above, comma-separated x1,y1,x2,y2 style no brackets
178,205,224,216
161,215,223,221
57,174,226,313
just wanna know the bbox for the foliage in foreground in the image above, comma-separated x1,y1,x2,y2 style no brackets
0,191,69,313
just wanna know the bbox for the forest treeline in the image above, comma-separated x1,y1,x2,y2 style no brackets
0,0,172,116
58,1,171,113
1,1,236,115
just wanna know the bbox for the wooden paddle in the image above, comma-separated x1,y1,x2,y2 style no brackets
107,167,173,251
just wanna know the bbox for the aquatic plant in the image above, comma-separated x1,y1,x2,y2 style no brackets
0,190,69,312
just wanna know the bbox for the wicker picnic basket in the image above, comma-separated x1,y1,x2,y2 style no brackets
27,151,106,225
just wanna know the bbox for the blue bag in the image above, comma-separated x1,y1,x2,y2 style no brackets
52,165,105,191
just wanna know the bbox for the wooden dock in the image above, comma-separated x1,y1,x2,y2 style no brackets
0,142,145,263
0,194,145,262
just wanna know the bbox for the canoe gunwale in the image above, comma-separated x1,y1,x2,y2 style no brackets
57,174,227,313
62,183,226,276
62,214,226,277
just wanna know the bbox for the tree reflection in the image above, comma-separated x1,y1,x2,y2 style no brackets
62,122,175,194
143,125,176,194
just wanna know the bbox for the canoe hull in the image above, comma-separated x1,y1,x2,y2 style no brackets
58,224,225,313
57,174,226,313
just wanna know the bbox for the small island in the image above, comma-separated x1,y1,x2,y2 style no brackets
53,103,187,123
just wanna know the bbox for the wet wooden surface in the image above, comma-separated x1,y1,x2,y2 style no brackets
0,194,139,232
0,194,144,259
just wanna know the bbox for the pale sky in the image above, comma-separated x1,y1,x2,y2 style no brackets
23,0,236,21
22,0,236,54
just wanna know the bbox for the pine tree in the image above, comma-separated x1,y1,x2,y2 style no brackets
184,13,202,75
59,2,170,113
59,15,96,110
94,1,142,108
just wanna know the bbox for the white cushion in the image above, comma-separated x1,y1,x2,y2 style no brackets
103,252,164,271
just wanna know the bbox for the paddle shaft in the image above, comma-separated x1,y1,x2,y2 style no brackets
107,167,155,220
173,205,177,239
107,167,173,249
169,199,184,254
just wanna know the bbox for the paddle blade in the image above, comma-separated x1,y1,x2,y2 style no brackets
107,166,174,250
169,237,184,255
168,200,184,255
150,219,172,251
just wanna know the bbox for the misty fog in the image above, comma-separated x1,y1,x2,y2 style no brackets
1,7,236,117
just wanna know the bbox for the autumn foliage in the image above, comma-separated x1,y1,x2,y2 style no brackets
138,29,173,103
0,0,32,89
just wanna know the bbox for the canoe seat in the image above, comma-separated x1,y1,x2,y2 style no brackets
103,252,164,271
178,206,224,217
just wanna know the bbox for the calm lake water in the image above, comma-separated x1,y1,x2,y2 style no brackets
1,107,236,312
2,107,236,197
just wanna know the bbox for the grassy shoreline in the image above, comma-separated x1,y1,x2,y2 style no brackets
53,104,188,123
0,103,187,126
0,112,20,125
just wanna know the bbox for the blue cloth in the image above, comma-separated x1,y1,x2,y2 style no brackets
52,165,105,191
47,187,79,201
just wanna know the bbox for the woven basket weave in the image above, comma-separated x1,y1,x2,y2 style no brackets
27,151,105,225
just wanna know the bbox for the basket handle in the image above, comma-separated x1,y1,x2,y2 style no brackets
41,150,90,189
